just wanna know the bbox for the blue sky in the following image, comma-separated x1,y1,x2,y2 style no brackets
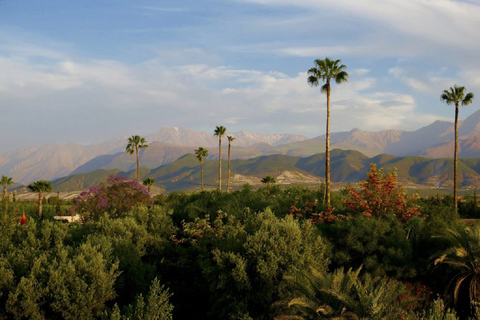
1,0,480,153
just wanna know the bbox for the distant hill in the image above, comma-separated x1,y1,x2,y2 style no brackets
5,109,480,185
52,149,480,193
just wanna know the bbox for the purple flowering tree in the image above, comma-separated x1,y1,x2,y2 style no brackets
70,175,153,220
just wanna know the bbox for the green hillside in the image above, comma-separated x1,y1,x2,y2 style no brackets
52,149,480,193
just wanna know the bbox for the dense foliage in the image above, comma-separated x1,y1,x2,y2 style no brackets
2,170,480,319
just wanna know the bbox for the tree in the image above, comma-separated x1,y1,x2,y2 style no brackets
126,135,149,181
441,85,475,212
344,164,421,222
434,223,480,316
261,175,276,194
27,180,53,218
214,126,226,191
308,57,349,208
227,135,235,193
70,175,152,221
142,177,156,195
1,175,13,200
194,147,209,191
282,267,412,320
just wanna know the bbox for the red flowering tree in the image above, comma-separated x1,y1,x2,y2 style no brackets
344,164,420,222
70,175,153,220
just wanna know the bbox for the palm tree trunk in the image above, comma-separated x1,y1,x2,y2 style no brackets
454,104,459,212
201,160,204,191
227,142,231,193
3,186,6,200
136,145,140,181
38,191,43,219
325,82,331,208
219,137,222,191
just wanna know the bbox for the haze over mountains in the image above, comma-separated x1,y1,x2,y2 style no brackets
3,109,480,185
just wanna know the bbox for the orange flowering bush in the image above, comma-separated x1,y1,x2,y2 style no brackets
344,164,421,222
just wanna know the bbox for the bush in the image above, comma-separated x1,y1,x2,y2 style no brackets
70,176,152,220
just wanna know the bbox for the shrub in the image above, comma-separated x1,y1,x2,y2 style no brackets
70,175,152,220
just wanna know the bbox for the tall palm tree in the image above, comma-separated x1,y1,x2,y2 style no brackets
227,135,235,193
261,175,276,194
308,57,348,208
195,147,209,191
214,126,226,191
27,180,53,218
441,85,475,211
1,175,13,200
142,177,156,195
126,135,149,181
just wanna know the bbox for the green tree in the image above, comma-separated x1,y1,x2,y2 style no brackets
214,126,226,191
194,147,209,191
261,175,276,194
308,57,349,208
227,135,235,193
282,267,412,320
126,135,149,181
27,180,53,218
441,85,474,212
434,223,480,316
1,175,13,200
122,277,174,320
142,177,156,195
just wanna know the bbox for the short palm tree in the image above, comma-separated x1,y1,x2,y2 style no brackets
126,135,149,181
261,175,276,194
282,267,410,320
27,180,53,218
441,85,475,211
142,177,156,195
1,175,13,200
308,57,348,208
195,147,209,191
435,223,480,313
214,126,226,191
227,135,235,193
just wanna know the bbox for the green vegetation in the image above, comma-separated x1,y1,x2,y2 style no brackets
4,164,480,318
227,135,235,193
27,180,53,218
126,135,149,181
308,57,349,208
214,125,227,191
441,85,475,211
194,146,209,191
1,175,13,200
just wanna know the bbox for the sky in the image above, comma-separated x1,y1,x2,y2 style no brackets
1,0,480,153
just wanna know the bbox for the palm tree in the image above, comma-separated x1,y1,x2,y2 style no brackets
308,57,349,208
27,180,53,218
214,126,226,191
434,223,480,314
142,177,156,195
261,175,276,194
195,147,209,191
126,135,149,181
227,135,235,193
441,85,475,211
1,175,13,200
282,267,410,320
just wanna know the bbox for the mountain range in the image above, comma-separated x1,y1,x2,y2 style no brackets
3,109,480,186
51,149,480,193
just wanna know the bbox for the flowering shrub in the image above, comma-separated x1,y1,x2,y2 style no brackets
70,175,153,220
290,201,346,224
344,164,421,222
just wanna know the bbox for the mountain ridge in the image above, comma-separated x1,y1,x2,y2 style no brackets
4,109,480,184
